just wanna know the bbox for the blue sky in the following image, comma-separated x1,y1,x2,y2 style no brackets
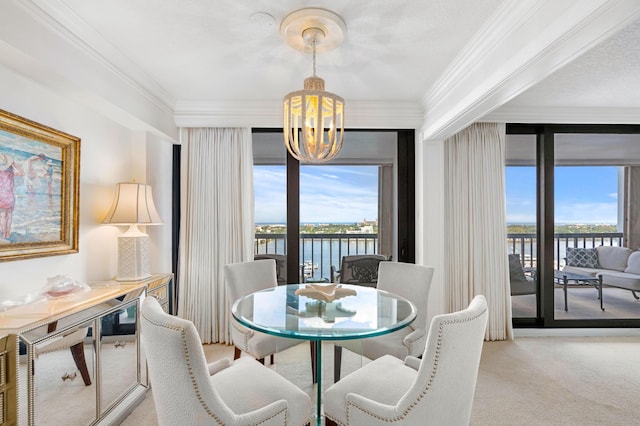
254,165,378,223
255,165,620,225
506,166,619,224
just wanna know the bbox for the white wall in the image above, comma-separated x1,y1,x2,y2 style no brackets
415,137,446,321
146,133,173,274
0,64,173,301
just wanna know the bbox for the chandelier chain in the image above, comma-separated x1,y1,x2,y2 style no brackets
312,36,317,77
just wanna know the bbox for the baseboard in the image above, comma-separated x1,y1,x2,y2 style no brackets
514,328,640,337
97,384,148,425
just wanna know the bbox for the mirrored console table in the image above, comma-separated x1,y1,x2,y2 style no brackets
0,273,173,426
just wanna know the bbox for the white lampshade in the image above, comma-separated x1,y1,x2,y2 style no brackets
103,182,162,281
102,182,162,225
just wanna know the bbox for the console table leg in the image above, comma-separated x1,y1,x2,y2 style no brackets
70,342,91,386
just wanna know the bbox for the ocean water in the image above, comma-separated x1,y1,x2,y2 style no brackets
256,238,378,281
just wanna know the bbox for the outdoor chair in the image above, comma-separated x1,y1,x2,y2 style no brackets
330,254,390,287
324,295,488,426
509,253,537,296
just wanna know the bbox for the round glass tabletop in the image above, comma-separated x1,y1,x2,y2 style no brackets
231,283,417,341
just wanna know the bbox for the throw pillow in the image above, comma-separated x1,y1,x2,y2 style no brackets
508,254,527,282
624,251,640,275
566,247,599,268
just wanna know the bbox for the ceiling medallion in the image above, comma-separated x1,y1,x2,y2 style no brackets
281,8,346,163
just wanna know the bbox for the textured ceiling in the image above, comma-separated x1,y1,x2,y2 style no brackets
57,0,504,103
4,0,639,133
505,17,640,108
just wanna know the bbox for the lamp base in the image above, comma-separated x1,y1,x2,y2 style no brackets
116,232,151,281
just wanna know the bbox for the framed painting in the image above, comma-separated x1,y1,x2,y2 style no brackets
0,109,80,261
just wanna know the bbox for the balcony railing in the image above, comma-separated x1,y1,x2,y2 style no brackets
507,232,624,269
256,232,625,281
255,233,378,281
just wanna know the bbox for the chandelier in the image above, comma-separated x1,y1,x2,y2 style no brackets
282,8,346,163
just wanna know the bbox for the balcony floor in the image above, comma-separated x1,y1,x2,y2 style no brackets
512,286,640,320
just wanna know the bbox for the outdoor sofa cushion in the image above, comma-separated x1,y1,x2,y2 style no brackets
624,251,640,275
596,246,632,272
597,270,640,291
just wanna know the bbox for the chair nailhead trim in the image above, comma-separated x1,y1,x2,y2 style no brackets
143,311,289,425
344,307,487,424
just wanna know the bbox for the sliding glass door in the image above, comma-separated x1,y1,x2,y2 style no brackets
554,134,640,321
507,125,640,328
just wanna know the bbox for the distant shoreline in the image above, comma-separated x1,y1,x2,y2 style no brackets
256,222,365,226
256,222,617,227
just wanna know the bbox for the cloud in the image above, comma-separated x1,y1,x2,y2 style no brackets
506,213,536,223
255,165,379,223
554,202,617,224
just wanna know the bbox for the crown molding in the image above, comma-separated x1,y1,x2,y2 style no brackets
174,101,281,128
346,101,423,129
423,0,543,112
420,0,640,141
174,100,423,129
24,0,175,113
483,106,640,124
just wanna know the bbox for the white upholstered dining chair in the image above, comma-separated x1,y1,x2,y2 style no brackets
224,259,302,364
323,295,488,425
333,262,434,382
141,296,311,426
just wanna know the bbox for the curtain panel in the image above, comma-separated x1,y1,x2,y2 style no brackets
444,122,513,340
178,128,254,344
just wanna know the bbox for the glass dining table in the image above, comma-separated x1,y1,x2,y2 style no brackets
231,283,417,425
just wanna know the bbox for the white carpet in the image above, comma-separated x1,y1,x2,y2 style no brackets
121,336,640,425
471,336,640,425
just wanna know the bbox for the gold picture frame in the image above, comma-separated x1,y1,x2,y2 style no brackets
0,109,80,261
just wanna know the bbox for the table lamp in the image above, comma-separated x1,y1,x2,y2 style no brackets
102,182,162,281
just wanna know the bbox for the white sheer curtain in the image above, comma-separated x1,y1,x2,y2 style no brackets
177,128,254,344
444,122,513,340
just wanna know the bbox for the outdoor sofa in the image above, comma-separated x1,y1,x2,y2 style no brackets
562,246,640,299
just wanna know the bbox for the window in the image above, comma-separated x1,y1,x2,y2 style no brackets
252,129,414,283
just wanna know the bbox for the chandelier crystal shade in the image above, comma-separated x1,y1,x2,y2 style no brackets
282,13,345,164
283,76,344,163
